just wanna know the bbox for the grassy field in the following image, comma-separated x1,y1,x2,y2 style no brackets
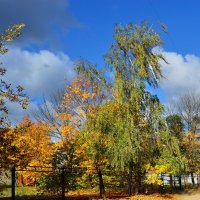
0,186,39,197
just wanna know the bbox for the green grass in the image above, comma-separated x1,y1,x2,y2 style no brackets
0,185,40,197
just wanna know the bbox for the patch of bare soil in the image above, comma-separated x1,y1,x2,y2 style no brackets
124,194,176,200
174,188,200,200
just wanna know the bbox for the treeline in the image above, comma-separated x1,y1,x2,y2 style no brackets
1,22,200,197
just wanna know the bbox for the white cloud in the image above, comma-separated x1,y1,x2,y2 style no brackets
1,48,75,122
2,48,75,98
160,51,200,99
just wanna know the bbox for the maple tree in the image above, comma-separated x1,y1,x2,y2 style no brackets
1,117,54,185
56,71,110,196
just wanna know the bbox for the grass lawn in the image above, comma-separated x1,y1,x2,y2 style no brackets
0,186,39,197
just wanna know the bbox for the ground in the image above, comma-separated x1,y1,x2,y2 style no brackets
67,190,200,199
127,194,176,200
174,188,200,200
67,192,176,199
3,187,200,199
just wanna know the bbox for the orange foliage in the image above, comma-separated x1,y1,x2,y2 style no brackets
13,117,55,166
1,117,55,184
57,75,107,141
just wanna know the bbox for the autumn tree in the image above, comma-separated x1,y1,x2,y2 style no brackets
0,24,29,127
16,118,54,184
97,22,167,193
181,130,200,185
1,117,54,184
165,114,185,189
58,69,111,195
70,22,174,194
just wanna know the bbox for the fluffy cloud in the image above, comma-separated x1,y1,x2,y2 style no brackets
0,0,79,46
2,48,75,98
160,51,200,99
1,48,75,122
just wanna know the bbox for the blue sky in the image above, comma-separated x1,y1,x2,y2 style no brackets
1,0,200,121
67,0,200,58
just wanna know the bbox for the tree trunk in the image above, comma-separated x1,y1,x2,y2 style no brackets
127,170,132,196
169,175,173,191
96,166,105,199
160,174,164,194
135,168,142,193
178,175,182,190
191,172,195,186
134,173,141,193
197,174,199,186
150,183,153,193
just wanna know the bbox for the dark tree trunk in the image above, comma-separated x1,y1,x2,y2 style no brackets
178,175,182,190
197,174,199,186
169,175,173,190
127,170,132,196
160,174,164,194
96,165,105,198
135,168,142,193
191,172,195,186
150,183,153,193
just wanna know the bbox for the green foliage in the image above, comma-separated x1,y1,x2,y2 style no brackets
38,171,63,194
105,22,167,88
166,114,184,139
78,22,173,192
104,22,167,176
39,170,81,194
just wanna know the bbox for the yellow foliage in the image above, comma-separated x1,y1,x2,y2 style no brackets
1,117,55,182
145,163,170,185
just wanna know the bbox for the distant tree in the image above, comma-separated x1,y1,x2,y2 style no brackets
165,93,200,184
166,114,184,139
32,89,65,139
176,92,200,131
182,131,200,185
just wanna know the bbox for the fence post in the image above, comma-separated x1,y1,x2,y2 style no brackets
11,165,15,200
61,168,65,200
